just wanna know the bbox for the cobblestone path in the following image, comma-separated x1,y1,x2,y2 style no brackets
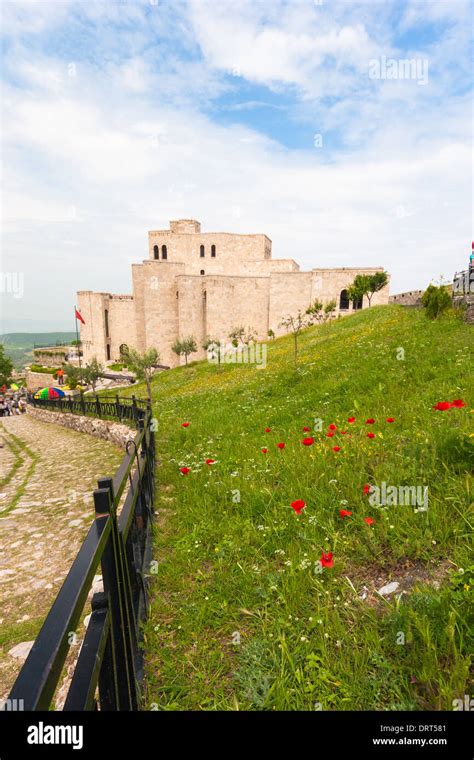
0,413,123,700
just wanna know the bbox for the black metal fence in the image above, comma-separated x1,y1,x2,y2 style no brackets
7,398,155,710
29,393,145,425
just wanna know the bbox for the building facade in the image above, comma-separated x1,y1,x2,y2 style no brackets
77,219,390,367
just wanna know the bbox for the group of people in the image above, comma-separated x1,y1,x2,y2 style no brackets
0,390,27,416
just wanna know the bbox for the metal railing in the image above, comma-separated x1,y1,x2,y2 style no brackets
7,399,155,710
28,393,146,425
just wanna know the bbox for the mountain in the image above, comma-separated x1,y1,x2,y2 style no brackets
1,332,77,370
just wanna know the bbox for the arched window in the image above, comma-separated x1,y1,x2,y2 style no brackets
104,308,109,337
200,245,205,258
200,269,205,275
161,245,167,260
119,343,129,359
153,245,159,259
339,290,350,310
352,294,363,310
211,244,216,258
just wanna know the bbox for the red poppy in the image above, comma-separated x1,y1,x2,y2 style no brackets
303,426,311,432
265,427,271,432
339,509,352,518
205,458,216,465
364,517,374,526
326,432,335,438
277,442,285,449
341,430,348,435
328,424,337,431
332,446,341,452
433,402,451,411
386,417,395,423
181,422,190,427
367,432,375,439
348,417,355,423
451,399,466,408
291,499,306,515
302,437,315,446
261,448,268,454
320,551,334,568
180,467,190,475
366,418,375,424
363,484,372,494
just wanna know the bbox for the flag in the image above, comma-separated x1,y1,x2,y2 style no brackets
75,308,85,325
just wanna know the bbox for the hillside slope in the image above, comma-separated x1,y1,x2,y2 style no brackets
126,305,473,710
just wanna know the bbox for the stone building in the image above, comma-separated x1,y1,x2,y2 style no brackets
77,219,390,367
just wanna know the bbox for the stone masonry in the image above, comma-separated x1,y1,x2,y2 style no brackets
78,219,390,367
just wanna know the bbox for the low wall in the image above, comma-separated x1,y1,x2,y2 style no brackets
26,370,56,392
27,406,136,449
453,294,474,324
389,290,423,307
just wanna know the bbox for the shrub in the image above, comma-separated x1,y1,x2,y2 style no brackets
421,284,451,319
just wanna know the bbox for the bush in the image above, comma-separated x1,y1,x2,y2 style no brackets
29,365,60,374
421,284,451,319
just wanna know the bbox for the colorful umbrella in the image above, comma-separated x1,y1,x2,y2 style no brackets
34,387,66,399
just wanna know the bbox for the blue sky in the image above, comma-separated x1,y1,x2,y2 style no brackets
1,0,472,331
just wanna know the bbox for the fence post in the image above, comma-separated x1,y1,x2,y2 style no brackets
95,394,101,418
80,389,86,416
93,484,135,710
69,396,73,413
131,395,138,426
97,477,140,710
115,394,121,420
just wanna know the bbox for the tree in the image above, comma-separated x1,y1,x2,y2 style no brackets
203,337,222,364
348,271,388,307
83,357,103,391
228,326,256,347
305,299,337,323
280,311,312,367
324,300,337,320
0,344,13,387
64,364,80,390
172,336,198,366
421,284,451,319
126,347,159,400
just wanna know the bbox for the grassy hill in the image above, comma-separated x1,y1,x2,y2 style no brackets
119,305,473,710
1,332,76,369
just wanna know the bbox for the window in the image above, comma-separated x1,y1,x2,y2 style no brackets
153,245,159,259
200,270,205,275
339,290,350,310
161,245,167,260
106,344,111,361
352,294,363,310
200,245,205,258
211,244,216,258
176,291,179,299
119,343,129,359
104,308,109,337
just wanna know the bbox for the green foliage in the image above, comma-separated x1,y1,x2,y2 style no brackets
348,271,389,306
421,284,452,319
29,364,60,375
64,364,80,389
126,347,159,400
172,336,198,366
115,305,472,710
0,344,14,386
83,357,103,390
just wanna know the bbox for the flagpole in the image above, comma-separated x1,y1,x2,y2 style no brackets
74,305,82,382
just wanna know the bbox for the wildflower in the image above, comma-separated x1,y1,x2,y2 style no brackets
433,401,451,411
326,432,335,438
386,417,395,423
302,437,315,446
451,399,466,408
303,426,311,432
348,417,356,423
291,499,306,515
363,484,372,494
320,551,334,568
179,467,190,475
261,447,268,454
366,418,375,424
367,432,375,439
265,427,271,432
328,424,337,431
339,509,352,518
332,446,341,452
277,442,286,450
181,422,190,427
205,458,216,465
364,517,374,526
341,430,348,435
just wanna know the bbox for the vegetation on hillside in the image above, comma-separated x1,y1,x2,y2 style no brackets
115,305,472,710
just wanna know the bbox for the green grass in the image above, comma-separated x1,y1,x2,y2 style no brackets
120,305,473,710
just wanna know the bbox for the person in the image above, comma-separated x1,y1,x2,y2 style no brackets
57,368,65,386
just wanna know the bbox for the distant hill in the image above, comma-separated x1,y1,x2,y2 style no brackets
1,332,76,370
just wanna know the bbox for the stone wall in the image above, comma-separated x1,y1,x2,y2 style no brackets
28,406,136,449
453,294,474,324
389,290,424,306
26,370,56,392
